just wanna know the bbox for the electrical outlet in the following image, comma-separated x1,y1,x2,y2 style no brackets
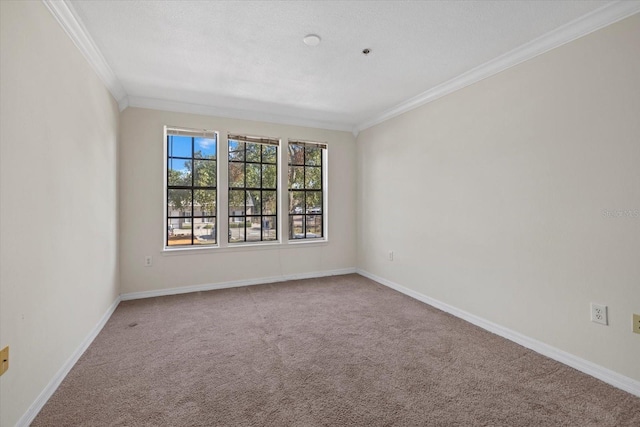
0,346,8,376
388,251,394,261
144,256,153,267
633,314,640,334
591,303,608,325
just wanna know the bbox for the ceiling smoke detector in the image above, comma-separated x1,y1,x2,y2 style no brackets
303,34,321,46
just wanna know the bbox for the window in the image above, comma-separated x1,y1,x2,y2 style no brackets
166,128,217,247
164,128,327,249
228,134,279,243
288,140,326,240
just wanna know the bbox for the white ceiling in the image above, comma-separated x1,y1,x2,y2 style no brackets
62,0,637,132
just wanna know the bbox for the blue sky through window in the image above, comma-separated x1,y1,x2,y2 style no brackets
169,158,191,176
195,137,216,158
169,135,192,158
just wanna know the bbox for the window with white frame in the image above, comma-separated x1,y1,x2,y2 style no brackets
166,127,217,247
228,134,279,243
164,128,327,249
288,140,326,240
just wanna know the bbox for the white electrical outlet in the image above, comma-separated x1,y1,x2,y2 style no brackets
591,303,608,325
388,251,394,261
144,256,153,267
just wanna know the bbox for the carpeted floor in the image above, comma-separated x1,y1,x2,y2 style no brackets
33,274,639,426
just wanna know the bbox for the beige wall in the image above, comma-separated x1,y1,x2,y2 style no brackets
2,1,636,424
119,107,356,295
357,13,640,381
0,2,120,426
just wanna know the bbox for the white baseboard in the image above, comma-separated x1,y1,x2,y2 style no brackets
16,296,122,427
356,269,640,398
120,267,357,301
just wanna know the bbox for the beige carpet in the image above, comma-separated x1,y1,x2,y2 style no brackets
33,274,639,426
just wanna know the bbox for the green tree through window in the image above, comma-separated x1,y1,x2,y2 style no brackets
288,140,326,239
228,134,279,243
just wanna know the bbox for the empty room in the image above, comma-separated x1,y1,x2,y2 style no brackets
1,0,639,425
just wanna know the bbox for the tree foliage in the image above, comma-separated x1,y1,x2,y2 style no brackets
288,144,322,214
167,149,217,216
228,142,277,219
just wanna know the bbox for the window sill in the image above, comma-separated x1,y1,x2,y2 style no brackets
162,239,328,256
286,239,328,246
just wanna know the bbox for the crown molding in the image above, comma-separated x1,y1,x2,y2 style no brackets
127,96,355,133
42,0,128,110
42,0,640,133
118,95,130,112
355,1,640,133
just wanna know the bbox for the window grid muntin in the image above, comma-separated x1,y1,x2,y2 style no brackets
288,143,324,240
167,133,217,247
228,140,278,243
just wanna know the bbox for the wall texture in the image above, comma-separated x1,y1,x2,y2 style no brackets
0,2,120,425
357,13,640,382
119,108,357,295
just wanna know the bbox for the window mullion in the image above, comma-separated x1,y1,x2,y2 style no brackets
260,145,263,241
191,136,195,245
166,138,170,246
244,144,247,242
320,150,324,237
219,131,229,248
303,147,307,238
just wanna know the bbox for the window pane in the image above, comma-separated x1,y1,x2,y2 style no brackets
246,143,261,162
306,215,322,238
289,191,304,214
167,189,192,216
247,190,261,216
167,219,177,246
194,218,216,245
263,164,276,189
289,166,304,189
168,135,192,158
246,164,261,188
167,218,193,246
262,216,276,241
305,166,321,189
306,147,321,166
228,190,245,216
194,160,216,187
194,189,216,216
289,144,304,165
306,191,322,214
229,218,246,243
168,158,192,186
246,216,261,242
289,215,304,239
229,162,244,188
263,191,276,215
228,140,245,161
262,145,277,163
194,137,216,159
